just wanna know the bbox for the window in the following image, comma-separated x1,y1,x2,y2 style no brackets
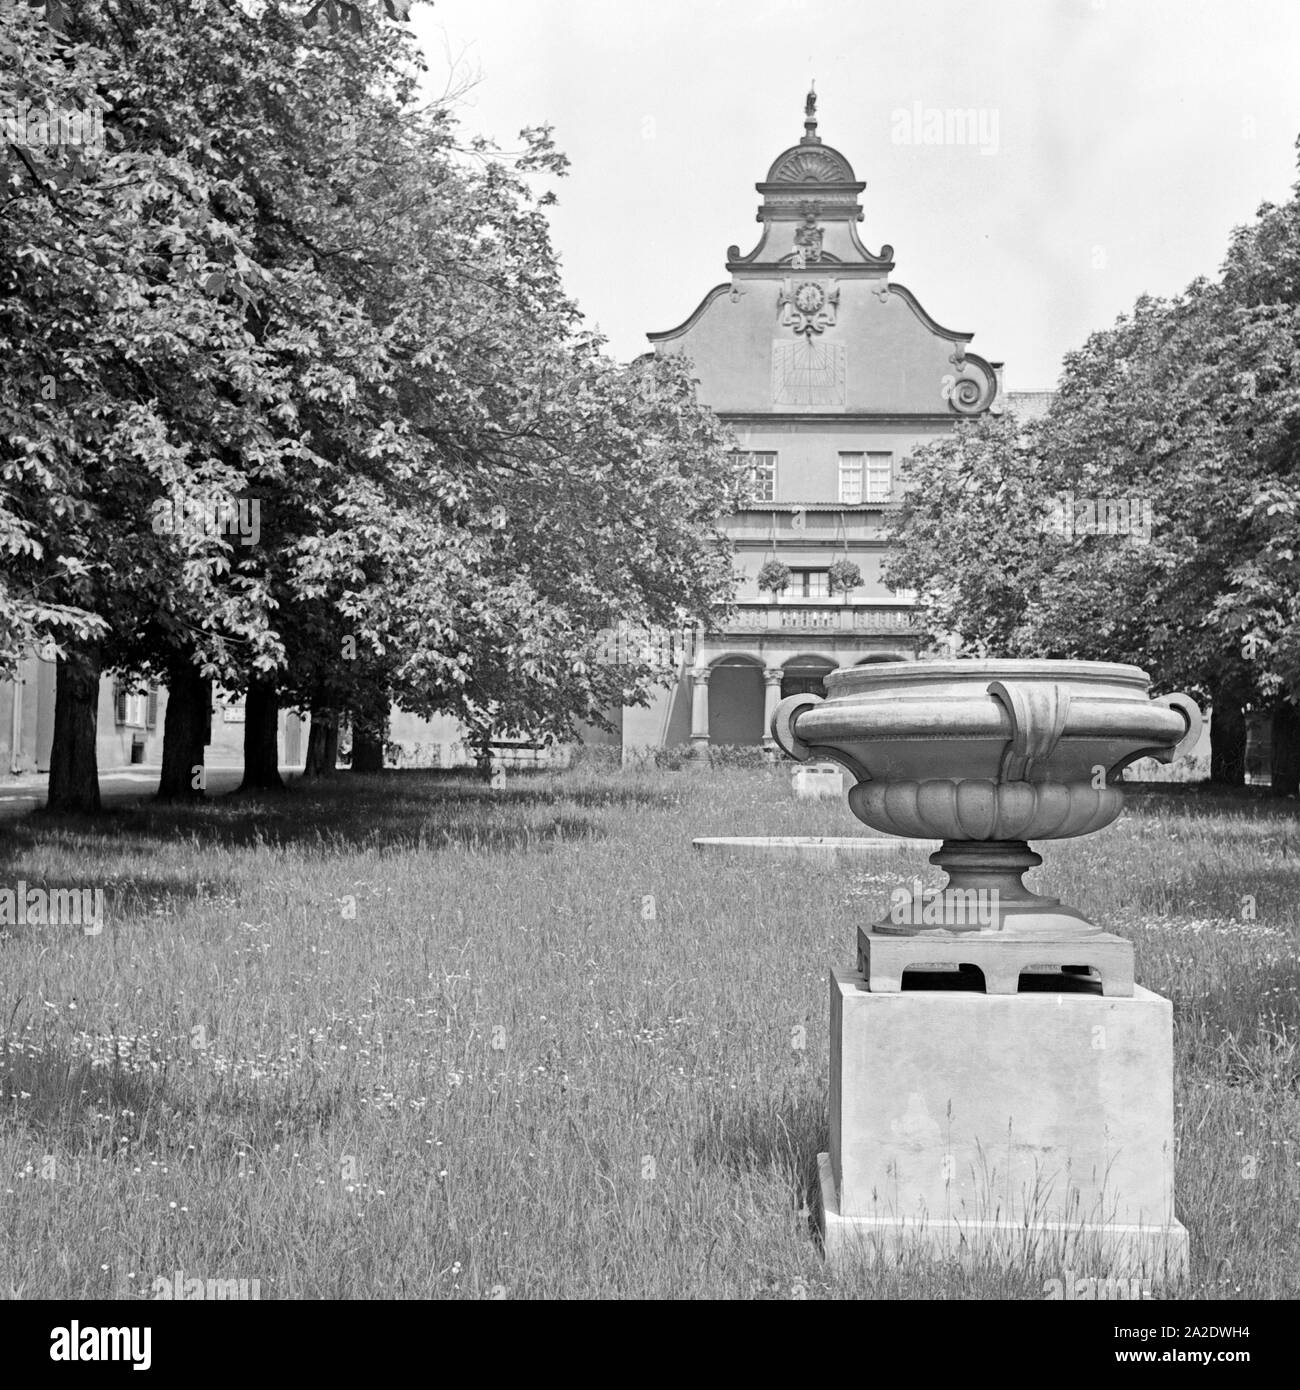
840,451,891,502
790,569,830,599
838,453,863,504
865,452,893,502
113,680,158,728
733,450,776,504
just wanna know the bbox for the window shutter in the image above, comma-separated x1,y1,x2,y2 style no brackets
114,681,127,726
146,684,159,728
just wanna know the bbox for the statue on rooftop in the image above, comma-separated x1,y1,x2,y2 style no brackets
803,82,820,143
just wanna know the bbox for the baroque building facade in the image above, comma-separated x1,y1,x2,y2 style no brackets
613,93,1011,757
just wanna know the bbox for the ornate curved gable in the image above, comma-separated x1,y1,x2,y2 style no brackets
648,90,1002,421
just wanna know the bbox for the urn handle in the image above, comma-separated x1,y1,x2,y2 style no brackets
771,692,823,762
1155,691,1203,760
1106,689,1204,778
987,680,1072,784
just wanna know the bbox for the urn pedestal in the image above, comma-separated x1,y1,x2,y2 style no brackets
820,968,1187,1276
772,660,1199,1279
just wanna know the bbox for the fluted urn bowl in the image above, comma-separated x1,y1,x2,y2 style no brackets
772,660,1201,937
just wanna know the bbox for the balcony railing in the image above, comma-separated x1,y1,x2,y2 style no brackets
717,602,918,635
725,506,896,541
596,605,917,661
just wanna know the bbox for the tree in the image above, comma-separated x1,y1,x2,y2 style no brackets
163,9,739,778
157,660,210,803
887,139,1300,796
884,410,1058,658
6,0,738,814
2,0,293,812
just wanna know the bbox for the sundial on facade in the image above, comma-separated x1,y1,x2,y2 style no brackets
772,338,846,407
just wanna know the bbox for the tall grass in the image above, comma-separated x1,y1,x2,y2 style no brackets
0,768,1295,1299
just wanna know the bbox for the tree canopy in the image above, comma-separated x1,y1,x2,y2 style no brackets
2,0,737,806
885,140,1300,790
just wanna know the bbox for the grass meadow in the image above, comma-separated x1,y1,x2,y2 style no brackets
0,765,1297,1300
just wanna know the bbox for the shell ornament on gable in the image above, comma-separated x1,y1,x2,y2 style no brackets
768,148,855,183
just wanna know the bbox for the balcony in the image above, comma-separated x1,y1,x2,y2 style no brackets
725,504,897,543
717,601,918,636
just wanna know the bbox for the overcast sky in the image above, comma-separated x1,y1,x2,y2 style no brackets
412,0,1300,390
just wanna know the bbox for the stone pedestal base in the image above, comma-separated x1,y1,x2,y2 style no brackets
819,1153,1188,1277
823,966,1187,1280
858,927,1135,996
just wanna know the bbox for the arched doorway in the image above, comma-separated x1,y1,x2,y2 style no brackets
707,657,765,746
781,654,837,701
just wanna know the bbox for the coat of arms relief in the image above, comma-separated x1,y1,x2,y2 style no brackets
790,210,824,267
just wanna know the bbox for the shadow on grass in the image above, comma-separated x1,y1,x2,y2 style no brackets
0,771,610,858
1175,956,1300,1067
693,1086,827,1183
694,1086,837,1275
0,873,236,938
1,1041,344,1159
1122,782,1300,822
370,779,683,811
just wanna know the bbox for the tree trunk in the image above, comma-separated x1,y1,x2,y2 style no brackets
47,647,102,814
303,709,340,778
350,713,385,773
157,661,211,802
322,719,339,774
1209,689,1247,787
240,675,283,791
1271,698,1300,798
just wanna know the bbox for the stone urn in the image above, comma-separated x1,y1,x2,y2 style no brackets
772,660,1201,944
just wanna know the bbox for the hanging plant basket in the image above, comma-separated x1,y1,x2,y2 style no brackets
828,558,863,594
757,559,791,594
